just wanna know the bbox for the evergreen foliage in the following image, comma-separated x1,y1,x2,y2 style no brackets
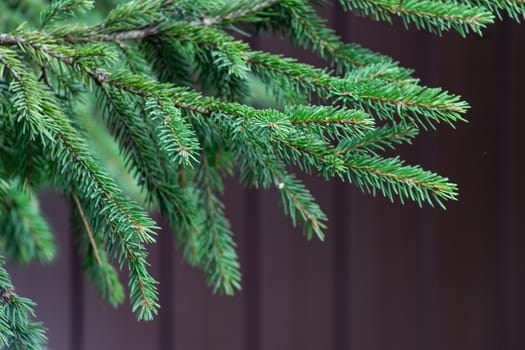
0,0,523,347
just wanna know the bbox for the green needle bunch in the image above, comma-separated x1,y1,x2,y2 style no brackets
0,0,523,347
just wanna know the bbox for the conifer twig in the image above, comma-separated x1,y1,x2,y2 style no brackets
1,1,524,344
71,190,102,266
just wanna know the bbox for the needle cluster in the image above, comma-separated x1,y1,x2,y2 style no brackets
0,0,523,348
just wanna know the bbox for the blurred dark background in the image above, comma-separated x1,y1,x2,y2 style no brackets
9,4,525,350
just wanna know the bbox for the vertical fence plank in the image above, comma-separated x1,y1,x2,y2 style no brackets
243,188,261,350
413,31,441,350
70,223,84,350
330,181,350,350
492,21,514,350
434,24,503,350
158,218,176,350
258,186,292,350
504,21,525,350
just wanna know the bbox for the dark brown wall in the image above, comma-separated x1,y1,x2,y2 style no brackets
8,6,525,350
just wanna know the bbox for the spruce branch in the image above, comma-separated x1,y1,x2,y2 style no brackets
336,64,470,128
0,46,58,143
145,97,200,167
247,0,416,78
70,192,126,307
3,29,457,210
95,85,204,275
284,105,375,146
195,155,241,295
342,154,458,208
81,20,464,128
276,174,328,240
0,179,56,264
211,113,329,239
2,1,521,343
335,123,419,155
56,141,159,319
10,81,161,320
277,136,458,207
0,256,47,350
465,0,525,20
339,0,495,35
247,49,468,126
2,9,466,129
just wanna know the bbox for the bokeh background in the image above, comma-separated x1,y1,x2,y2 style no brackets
9,3,525,350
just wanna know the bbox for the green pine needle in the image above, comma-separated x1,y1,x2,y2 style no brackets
1,1,523,346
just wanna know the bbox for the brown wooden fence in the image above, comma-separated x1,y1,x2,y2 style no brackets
8,4,525,350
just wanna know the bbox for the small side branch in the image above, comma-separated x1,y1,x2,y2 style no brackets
71,190,102,266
